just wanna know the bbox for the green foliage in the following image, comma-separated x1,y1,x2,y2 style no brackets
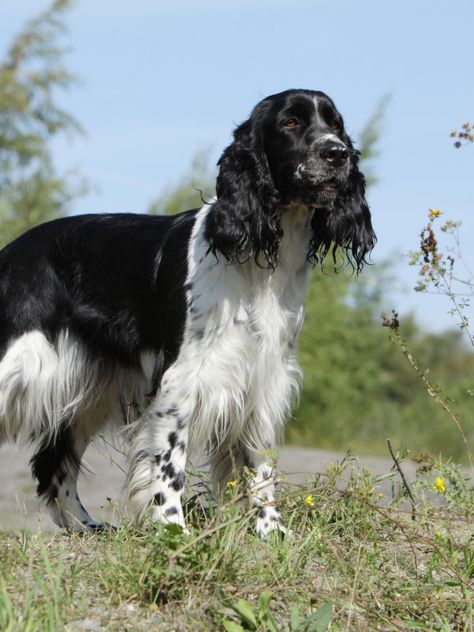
222,591,279,632
292,266,474,460
221,592,333,632
1,457,473,629
0,0,86,248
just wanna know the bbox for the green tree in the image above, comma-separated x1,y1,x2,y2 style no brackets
0,0,86,248
291,265,474,459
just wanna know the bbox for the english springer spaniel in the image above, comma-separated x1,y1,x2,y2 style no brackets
0,89,375,537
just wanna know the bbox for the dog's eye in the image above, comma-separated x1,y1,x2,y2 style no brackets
283,117,300,129
330,121,341,131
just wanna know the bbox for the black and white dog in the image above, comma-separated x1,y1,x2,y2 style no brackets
0,89,375,537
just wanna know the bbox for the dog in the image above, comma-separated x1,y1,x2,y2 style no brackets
0,89,375,537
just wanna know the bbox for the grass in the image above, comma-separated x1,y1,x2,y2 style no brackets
1,453,473,631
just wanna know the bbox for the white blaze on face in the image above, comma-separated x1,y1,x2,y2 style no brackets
292,96,346,182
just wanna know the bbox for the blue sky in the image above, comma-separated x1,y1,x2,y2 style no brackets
2,0,474,332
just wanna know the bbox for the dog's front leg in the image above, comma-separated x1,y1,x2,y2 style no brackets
126,392,189,531
245,449,286,539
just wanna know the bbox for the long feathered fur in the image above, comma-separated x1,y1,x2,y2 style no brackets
309,154,375,270
206,113,283,268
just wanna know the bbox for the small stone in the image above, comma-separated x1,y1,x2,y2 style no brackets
65,618,102,631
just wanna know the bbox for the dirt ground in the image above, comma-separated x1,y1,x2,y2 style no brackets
0,441,419,532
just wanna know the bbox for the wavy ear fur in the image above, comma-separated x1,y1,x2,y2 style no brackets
205,115,282,268
309,152,376,272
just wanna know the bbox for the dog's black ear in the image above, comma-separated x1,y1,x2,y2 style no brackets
310,151,376,272
205,114,282,267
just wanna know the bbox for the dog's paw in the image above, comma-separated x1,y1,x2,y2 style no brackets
255,506,286,540
66,520,115,535
85,521,116,533
149,506,190,535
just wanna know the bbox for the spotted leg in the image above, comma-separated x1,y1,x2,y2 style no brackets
30,422,105,532
245,448,285,539
126,394,189,530
210,443,285,539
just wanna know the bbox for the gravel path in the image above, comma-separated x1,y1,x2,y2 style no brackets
0,442,420,532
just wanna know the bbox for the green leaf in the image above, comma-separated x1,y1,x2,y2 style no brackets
262,611,279,632
232,599,258,628
223,620,246,632
304,601,334,632
290,605,300,631
258,590,273,615
164,522,186,535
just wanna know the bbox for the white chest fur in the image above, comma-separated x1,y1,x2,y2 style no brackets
161,203,313,455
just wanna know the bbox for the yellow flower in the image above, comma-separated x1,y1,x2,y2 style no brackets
377,493,385,500
227,480,237,487
428,209,442,221
434,530,442,538
304,495,315,507
433,477,446,494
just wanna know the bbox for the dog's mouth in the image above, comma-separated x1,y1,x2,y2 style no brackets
318,178,339,191
300,178,342,207
284,163,348,207
316,178,338,192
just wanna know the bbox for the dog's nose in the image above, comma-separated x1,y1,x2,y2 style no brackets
319,142,349,167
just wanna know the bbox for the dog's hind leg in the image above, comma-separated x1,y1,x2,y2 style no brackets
30,420,106,532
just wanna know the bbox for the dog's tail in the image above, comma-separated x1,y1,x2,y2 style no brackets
0,330,99,447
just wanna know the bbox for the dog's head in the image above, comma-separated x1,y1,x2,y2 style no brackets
206,89,376,270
